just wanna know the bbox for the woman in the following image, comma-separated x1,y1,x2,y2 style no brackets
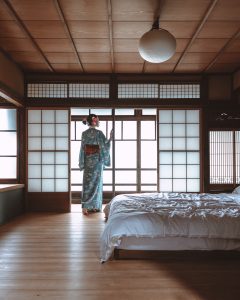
79,114,113,215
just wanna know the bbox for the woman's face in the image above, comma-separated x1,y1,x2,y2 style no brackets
92,116,99,127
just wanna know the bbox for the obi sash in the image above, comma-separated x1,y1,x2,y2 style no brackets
84,144,100,155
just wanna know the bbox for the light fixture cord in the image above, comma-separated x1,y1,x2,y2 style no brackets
152,16,159,30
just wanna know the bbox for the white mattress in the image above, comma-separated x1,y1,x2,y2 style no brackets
100,192,240,262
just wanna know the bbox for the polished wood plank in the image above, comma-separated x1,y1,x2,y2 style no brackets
0,205,240,300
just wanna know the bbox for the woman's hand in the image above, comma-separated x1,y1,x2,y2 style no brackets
109,129,114,140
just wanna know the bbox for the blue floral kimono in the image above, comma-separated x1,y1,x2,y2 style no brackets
79,128,111,211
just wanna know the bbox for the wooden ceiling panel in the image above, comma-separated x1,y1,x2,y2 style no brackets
160,22,199,38
9,51,46,64
114,52,144,64
9,0,60,20
175,39,190,52
207,63,240,73
144,63,175,73
181,53,216,64
115,63,143,73
113,39,139,52
0,21,26,38
188,38,228,52
68,21,109,38
51,63,82,73
198,21,240,38
215,53,240,63
175,63,208,73
74,39,110,52
60,0,108,21
83,63,112,73
225,38,240,52
113,22,151,38
21,63,51,72
0,2,14,20
36,39,74,52
112,0,154,22
79,52,111,64
0,38,35,51
45,52,78,64
161,0,212,21
208,0,240,21
24,21,67,38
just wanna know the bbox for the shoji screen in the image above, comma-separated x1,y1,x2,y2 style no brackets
27,110,69,193
158,110,200,192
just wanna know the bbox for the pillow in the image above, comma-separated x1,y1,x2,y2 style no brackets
232,186,240,194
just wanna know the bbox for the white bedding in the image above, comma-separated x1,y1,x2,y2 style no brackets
100,192,240,262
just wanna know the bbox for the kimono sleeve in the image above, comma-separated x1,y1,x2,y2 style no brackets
78,132,85,171
98,131,111,167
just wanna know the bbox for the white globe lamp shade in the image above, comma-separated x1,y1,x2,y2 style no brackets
139,28,176,63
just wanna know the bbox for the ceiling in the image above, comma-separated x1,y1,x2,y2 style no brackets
0,0,240,75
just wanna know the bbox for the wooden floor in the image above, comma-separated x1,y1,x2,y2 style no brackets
0,205,240,300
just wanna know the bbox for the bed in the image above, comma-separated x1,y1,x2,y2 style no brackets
100,192,240,262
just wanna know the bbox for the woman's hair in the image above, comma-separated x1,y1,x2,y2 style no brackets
82,114,98,126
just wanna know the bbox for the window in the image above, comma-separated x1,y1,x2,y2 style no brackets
27,110,69,192
0,109,17,179
209,131,240,185
158,110,200,192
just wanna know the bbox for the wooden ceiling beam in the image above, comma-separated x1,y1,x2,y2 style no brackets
54,0,84,72
172,0,219,73
107,0,114,72
3,0,54,72
0,83,24,107
204,27,240,72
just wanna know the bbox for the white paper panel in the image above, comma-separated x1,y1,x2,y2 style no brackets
55,165,68,178
28,152,41,164
159,124,172,137
141,171,157,184
42,124,55,136
187,138,199,150
173,124,185,137
42,179,55,192
123,121,137,139
159,138,172,150
141,121,155,139
141,185,157,191
187,124,199,137
187,110,199,123
141,141,157,168
0,157,16,179
76,121,87,140
159,110,172,123
56,137,68,150
42,110,55,123
173,111,185,123
28,124,41,137
187,179,200,192
55,179,68,192
28,165,41,178
0,109,16,130
187,165,200,178
56,152,68,164
71,121,75,139
142,109,156,115
173,138,186,150
115,171,136,184
159,179,172,191
56,110,68,123
187,152,200,164
159,165,172,178
173,165,186,178
115,185,136,191
56,124,68,137
42,138,55,150
28,110,41,123
28,137,41,150
71,170,82,184
28,179,41,192
159,152,172,164
173,179,186,192
115,141,136,168
71,141,81,168
42,165,54,178
103,170,112,184
42,152,54,164
71,108,89,116
71,185,82,191
90,109,112,116
0,132,17,155
115,109,134,115
173,152,186,164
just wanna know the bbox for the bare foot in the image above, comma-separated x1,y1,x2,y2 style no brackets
82,208,89,215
